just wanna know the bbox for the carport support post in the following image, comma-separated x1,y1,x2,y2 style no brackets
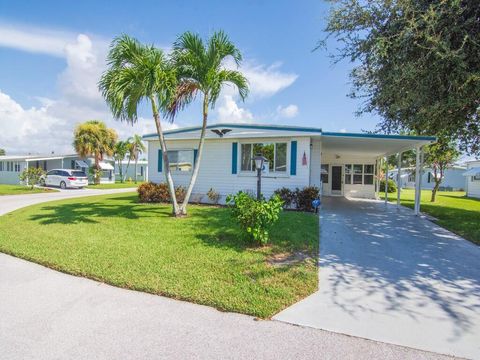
397,152,402,207
414,146,423,215
384,157,388,205
375,158,381,199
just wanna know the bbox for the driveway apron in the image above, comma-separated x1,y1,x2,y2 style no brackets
274,197,480,359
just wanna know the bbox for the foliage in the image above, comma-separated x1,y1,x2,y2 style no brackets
168,30,249,215
0,148,5,156
128,134,146,183
207,188,221,204
0,193,318,318
322,0,480,155
380,179,397,193
274,187,296,208
295,186,320,212
73,120,117,184
226,191,283,245
113,140,129,183
424,139,460,202
19,167,45,189
138,182,186,204
99,34,181,214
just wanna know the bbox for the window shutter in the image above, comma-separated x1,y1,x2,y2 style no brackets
193,149,198,166
290,141,297,175
158,149,162,172
231,142,238,174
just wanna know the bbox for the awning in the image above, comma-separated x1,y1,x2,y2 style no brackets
75,160,89,168
462,167,480,176
99,161,114,170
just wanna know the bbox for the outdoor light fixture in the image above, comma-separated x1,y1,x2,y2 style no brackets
253,154,267,200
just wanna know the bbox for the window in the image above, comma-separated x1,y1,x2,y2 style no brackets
240,142,287,173
344,164,352,184
43,161,47,171
140,166,144,177
353,164,363,184
473,175,480,181
321,164,329,183
364,165,374,185
71,160,76,169
14,162,21,172
167,150,194,172
0,162,3,171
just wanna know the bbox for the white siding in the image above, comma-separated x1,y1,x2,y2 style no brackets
309,138,322,188
0,161,26,184
320,153,377,198
392,167,466,190
466,161,480,199
148,137,311,203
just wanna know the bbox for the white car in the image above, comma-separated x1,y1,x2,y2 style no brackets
43,169,89,189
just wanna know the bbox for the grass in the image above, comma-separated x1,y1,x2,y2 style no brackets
0,192,319,318
0,184,57,196
382,189,480,245
86,181,144,189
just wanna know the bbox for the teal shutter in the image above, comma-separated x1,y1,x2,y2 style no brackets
158,149,162,172
290,141,297,175
193,149,198,166
231,142,238,174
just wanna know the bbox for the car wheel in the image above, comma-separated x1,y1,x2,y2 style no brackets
60,181,67,189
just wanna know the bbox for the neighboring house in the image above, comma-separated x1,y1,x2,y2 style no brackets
463,160,480,199
114,160,148,182
0,154,115,185
142,123,434,204
390,166,466,191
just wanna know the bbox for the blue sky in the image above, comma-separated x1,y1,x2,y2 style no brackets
0,0,380,154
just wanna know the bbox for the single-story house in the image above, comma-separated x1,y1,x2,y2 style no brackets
143,123,435,214
463,160,480,199
0,154,115,185
389,166,466,191
114,160,148,182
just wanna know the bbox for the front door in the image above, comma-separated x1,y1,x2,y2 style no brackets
331,166,342,193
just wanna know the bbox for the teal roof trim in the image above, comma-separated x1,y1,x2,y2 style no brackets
142,123,323,139
322,132,436,141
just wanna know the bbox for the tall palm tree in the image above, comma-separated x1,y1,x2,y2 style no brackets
73,120,117,184
113,140,129,183
99,35,181,215
129,134,146,183
170,30,249,215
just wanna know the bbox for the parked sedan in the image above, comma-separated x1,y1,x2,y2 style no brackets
43,169,89,189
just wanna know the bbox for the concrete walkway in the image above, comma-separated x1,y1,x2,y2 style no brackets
0,187,137,216
274,197,480,359
0,253,453,360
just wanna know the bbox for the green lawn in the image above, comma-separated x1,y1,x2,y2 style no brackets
86,181,144,189
0,192,319,318
383,189,480,245
0,184,57,196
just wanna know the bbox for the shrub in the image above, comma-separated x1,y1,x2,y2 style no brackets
207,188,221,204
380,179,397,193
273,187,296,208
295,186,320,212
138,182,186,203
19,167,45,189
226,191,283,245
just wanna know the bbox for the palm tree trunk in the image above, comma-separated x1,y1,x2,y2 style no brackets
134,153,138,184
117,159,123,183
150,96,180,215
123,158,131,182
94,154,100,185
180,94,209,215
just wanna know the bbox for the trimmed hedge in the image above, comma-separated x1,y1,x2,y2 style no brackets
138,182,186,203
273,186,320,212
380,179,397,193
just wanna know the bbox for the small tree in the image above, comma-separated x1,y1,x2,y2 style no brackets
424,139,460,202
113,140,129,183
0,148,5,156
129,134,146,183
19,167,45,189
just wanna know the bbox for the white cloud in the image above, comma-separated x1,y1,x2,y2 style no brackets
339,128,347,133
276,104,299,118
216,95,254,123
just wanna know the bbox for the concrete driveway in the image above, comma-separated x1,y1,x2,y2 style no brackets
274,197,480,359
0,187,137,216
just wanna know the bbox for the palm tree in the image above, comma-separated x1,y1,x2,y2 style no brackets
129,134,146,183
73,120,117,184
170,30,249,215
99,35,181,215
113,140,129,183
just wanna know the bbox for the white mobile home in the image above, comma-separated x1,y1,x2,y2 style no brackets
0,154,115,185
464,160,480,199
143,123,435,211
390,166,466,191
114,160,148,182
